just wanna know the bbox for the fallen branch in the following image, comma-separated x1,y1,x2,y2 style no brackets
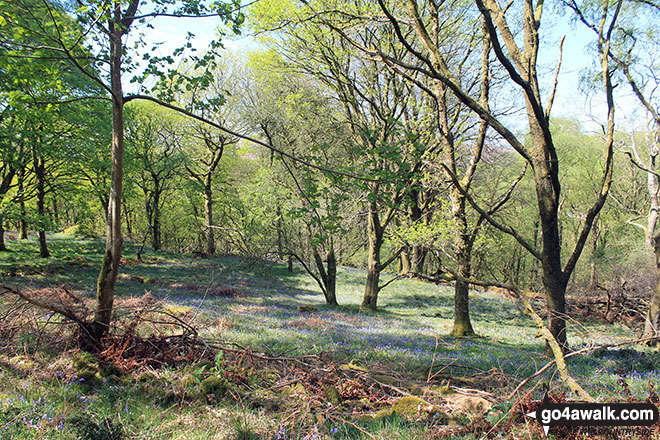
508,335,660,400
0,284,91,333
430,272,595,402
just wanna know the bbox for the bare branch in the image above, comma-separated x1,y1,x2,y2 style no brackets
623,151,660,178
0,284,90,331
545,35,565,121
439,163,542,261
488,163,528,215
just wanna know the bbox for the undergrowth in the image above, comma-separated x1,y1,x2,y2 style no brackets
0,235,658,439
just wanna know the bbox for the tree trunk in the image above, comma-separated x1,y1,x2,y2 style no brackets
94,24,125,341
408,189,427,274
538,193,568,354
34,155,49,258
451,265,474,337
99,195,109,225
450,246,475,336
363,261,380,309
19,208,28,239
326,249,337,305
362,201,382,309
643,273,660,344
18,167,28,240
643,240,660,344
589,217,601,291
123,198,133,237
276,205,283,259
204,181,215,255
643,134,660,345
152,189,161,251
527,94,569,354
435,79,477,338
0,215,6,251
399,249,411,275
52,196,59,226
448,189,475,337
314,248,338,306
412,244,426,274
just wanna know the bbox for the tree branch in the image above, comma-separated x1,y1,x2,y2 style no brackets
124,94,381,183
439,163,542,261
545,35,565,121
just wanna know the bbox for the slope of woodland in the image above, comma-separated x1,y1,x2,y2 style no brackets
0,0,659,439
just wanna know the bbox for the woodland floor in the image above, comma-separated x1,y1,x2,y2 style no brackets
0,233,659,439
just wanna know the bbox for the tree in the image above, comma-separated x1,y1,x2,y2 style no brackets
241,54,353,305
0,0,99,255
178,59,243,256
125,102,184,252
1,0,245,340
335,0,619,351
583,0,660,342
416,16,493,336
252,2,435,309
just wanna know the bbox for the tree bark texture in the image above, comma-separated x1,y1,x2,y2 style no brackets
204,179,215,255
399,249,411,275
94,21,125,340
314,248,338,306
362,200,383,309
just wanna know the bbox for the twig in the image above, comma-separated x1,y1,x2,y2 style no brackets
428,357,458,383
0,284,95,342
427,336,440,383
325,412,377,439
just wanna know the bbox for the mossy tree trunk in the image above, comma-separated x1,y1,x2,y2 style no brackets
94,13,129,340
449,197,476,337
362,200,383,310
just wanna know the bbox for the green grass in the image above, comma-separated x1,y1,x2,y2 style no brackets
0,234,658,439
